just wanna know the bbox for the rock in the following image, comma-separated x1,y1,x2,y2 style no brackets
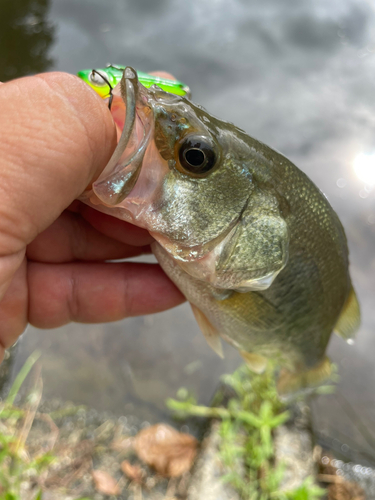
274,402,316,491
187,421,240,500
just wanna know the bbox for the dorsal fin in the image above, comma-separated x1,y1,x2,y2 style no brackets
190,303,224,358
334,286,361,343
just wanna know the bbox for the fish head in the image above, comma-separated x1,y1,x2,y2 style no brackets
83,67,289,291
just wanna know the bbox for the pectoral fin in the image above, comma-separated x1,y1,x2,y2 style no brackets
334,286,361,344
277,357,332,395
190,304,224,358
240,351,268,374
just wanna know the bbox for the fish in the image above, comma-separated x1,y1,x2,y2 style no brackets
79,66,360,394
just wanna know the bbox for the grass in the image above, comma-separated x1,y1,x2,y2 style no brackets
0,352,334,499
0,351,48,500
0,351,195,500
167,363,327,500
0,352,89,500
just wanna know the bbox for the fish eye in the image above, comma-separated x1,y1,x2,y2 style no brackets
178,136,217,176
89,70,109,87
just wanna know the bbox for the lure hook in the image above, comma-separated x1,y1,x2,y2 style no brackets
90,69,114,110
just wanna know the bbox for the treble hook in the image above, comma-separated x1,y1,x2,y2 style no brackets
91,69,114,110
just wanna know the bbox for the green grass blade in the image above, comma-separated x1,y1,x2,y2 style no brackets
5,350,41,406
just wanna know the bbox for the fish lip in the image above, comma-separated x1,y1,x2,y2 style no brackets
91,67,154,206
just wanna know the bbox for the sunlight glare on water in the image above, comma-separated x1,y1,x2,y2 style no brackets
353,153,375,186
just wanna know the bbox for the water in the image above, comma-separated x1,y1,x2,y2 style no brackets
3,0,375,466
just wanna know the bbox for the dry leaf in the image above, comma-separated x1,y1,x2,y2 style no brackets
328,481,366,500
133,423,198,477
319,453,366,500
92,469,121,495
121,460,144,483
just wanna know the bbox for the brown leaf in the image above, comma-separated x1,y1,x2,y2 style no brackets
133,423,198,477
92,470,121,495
328,481,366,500
121,460,144,483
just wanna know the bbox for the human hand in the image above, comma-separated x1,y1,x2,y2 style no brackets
0,72,185,361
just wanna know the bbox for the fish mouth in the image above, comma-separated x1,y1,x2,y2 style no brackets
92,67,154,206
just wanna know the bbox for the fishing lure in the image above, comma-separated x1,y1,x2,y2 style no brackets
78,64,191,109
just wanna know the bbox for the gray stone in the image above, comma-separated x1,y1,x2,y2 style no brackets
187,421,240,500
188,403,316,498
274,402,316,491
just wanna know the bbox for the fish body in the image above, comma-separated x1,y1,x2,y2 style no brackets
79,67,360,393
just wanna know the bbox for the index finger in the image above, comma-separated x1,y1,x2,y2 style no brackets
0,73,117,255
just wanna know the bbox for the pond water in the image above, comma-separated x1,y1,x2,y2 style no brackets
3,0,375,463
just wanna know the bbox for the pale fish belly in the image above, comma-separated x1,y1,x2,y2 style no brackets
152,242,300,371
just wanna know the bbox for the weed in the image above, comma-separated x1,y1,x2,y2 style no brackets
167,364,326,500
0,351,52,500
0,351,95,500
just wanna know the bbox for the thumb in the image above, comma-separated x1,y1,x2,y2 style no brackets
0,72,117,256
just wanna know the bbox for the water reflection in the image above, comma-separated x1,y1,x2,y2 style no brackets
354,153,375,185
0,0,54,81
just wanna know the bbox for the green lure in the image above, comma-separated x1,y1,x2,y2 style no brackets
77,64,191,101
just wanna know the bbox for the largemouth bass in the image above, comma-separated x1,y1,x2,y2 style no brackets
79,67,360,394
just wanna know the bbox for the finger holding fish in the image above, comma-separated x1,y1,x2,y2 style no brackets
0,71,185,360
